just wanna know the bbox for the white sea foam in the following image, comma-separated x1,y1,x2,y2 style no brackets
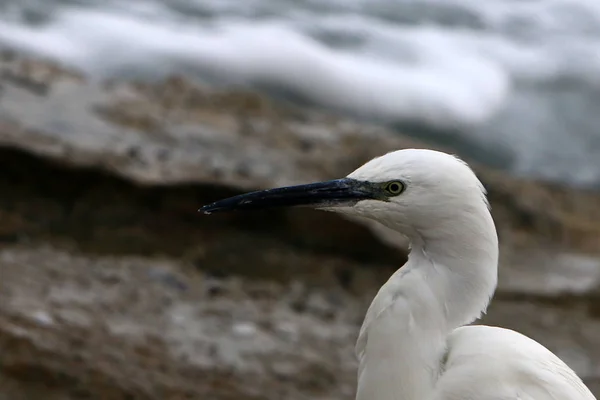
1,0,600,185
0,7,510,129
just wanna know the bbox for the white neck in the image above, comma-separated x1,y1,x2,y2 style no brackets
356,207,498,400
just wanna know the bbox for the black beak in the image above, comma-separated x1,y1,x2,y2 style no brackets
200,178,374,214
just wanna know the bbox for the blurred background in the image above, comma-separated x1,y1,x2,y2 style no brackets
0,0,599,399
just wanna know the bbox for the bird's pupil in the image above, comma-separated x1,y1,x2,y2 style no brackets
387,182,402,194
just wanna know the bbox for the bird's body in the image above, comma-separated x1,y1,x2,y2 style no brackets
355,252,594,400
441,326,593,399
201,149,596,400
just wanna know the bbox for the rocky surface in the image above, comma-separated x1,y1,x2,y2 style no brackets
0,54,599,399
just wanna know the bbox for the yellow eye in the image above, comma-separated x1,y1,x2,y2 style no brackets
384,181,405,196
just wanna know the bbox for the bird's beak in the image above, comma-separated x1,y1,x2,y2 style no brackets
200,178,374,214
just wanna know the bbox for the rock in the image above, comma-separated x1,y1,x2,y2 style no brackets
0,55,599,398
499,248,600,297
0,246,361,400
0,245,599,400
0,56,598,256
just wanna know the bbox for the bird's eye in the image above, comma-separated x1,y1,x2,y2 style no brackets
384,181,405,196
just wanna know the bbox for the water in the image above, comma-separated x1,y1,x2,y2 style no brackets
1,0,600,187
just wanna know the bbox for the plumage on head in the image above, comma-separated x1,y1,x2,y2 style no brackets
336,149,492,240
348,149,489,206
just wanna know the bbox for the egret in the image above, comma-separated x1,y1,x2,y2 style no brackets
200,149,596,400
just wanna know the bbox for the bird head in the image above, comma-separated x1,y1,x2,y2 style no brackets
200,149,491,239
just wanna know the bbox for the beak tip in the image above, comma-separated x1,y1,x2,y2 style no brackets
198,205,215,215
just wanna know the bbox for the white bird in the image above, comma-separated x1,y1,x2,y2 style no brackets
201,148,596,400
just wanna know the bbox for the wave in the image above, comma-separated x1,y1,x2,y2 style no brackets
0,8,510,130
2,0,600,187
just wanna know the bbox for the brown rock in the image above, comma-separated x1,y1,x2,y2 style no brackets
0,246,599,400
